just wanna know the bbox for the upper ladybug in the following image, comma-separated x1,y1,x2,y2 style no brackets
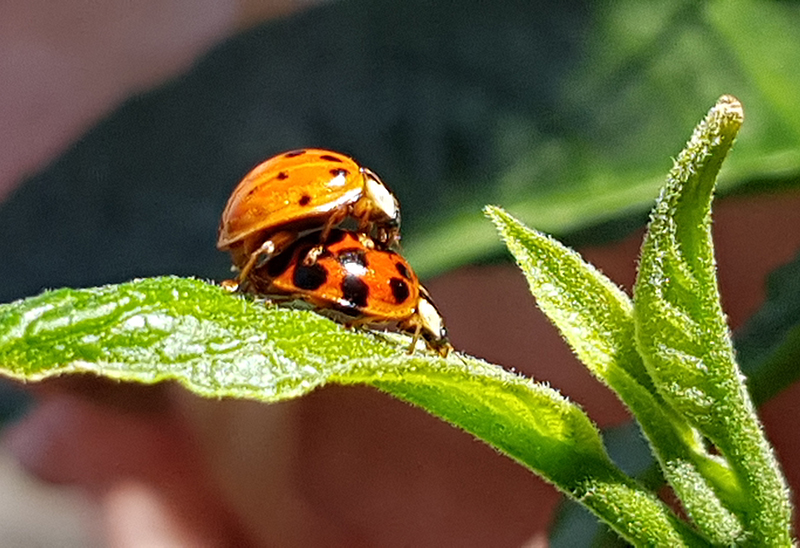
217,149,400,281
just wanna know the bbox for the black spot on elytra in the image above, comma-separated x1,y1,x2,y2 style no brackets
265,243,308,278
320,154,344,163
277,171,289,180
341,275,369,309
298,194,311,206
329,168,350,178
337,248,368,268
293,261,328,291
284,150,306,158
394,261,411,280
390,278,410,304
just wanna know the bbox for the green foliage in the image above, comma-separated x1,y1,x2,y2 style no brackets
487,206,745,544
489,96,793,545
0,96,795,545
405,1,800,275
0,277,701,546
633,96,791,545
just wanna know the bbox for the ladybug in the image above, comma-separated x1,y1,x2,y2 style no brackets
217,149,400,282
247,229,451,357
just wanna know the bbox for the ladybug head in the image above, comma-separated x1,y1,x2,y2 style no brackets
361,168,400,227
416,289,451,358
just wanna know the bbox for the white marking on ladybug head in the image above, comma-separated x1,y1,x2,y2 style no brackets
363,169,399,224
417,295,446,341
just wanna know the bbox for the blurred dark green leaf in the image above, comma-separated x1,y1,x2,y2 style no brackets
736,250,800,405
407,0,800,274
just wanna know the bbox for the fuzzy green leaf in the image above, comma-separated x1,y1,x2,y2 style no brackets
634,95,744,432
634,96,792,545
486,206,744,543
485,206,645,389
0,276,704,546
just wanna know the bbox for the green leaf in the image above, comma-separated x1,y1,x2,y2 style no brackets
0,276,704,546
484,207,647,389
634,96,792,545
551,422,662,548
486,206,744,543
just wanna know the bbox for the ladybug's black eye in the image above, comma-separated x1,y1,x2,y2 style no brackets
329,168,350,178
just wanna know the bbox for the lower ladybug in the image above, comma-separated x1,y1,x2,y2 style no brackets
246,229,451,357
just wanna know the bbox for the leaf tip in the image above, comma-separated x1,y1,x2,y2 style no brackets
483,204,511,228
715,94,744,124
482,204,502,218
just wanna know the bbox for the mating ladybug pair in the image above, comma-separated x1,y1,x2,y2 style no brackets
217,148,451,357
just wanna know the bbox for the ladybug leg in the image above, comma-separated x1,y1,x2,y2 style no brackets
342,317,370,330
380,226,402,250
238,231,297,283
355,232,375,249
319,207,349,242
297,209,350,267
238,240,274,283
406,323,422,355
356,216,371,233
302,244,327,266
